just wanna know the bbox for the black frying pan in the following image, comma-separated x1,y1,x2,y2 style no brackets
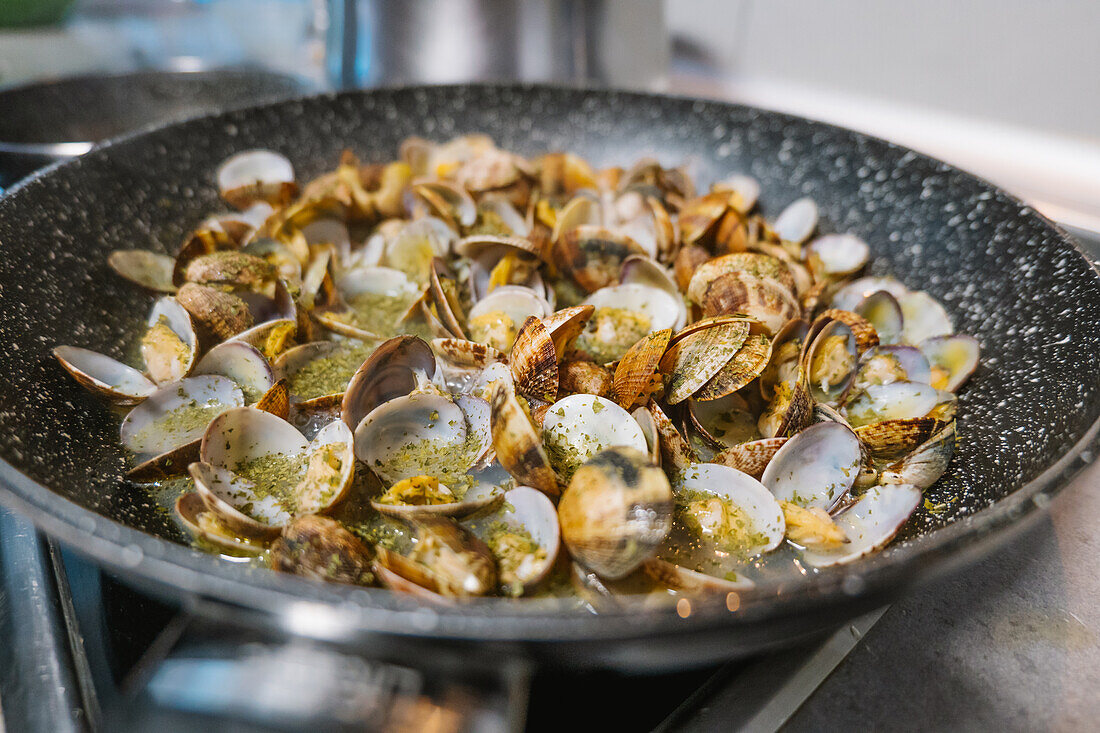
0,84,1098,671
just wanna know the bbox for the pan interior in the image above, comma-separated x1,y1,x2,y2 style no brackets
0,85,1097,610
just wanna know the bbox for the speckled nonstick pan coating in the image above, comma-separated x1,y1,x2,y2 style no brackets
0,85,1097,669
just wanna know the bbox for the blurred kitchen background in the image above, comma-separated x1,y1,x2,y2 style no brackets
1,0,1099,224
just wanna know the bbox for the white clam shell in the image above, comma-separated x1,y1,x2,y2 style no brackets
854,290,904,345
843,381,943,427
53,346,155,404
216,149,294,193
541,394,648,480
582,282,683,334
716,174,760,211
121,375,243,456
678,462,785,552
772,196,818,243
806,234,870,276
899,291,954,345
920,334,980,392
478,486,561,593
760,421,862,513
802,484,921,567
143,296,198,384
468,284,553,325
194,341,274,403
353,392,467,484
619,255,688,331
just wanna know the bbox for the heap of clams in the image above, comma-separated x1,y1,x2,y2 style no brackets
56,136,978,605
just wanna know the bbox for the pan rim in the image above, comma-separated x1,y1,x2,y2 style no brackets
0,82,1097,643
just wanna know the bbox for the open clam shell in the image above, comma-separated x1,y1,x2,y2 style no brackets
854,417,941,459
805,234,870,279
842,381,947,427
631,406,662,465
686,252,796,305
643,557,755,593
802,484,921,567
553,225,645,293
109,250,177,293
676,462,786,554
761,421,862,513
341,335,435,431
274,341,348,409
120,375,243,456
400,516,499,597
217,149,295,209
270,515,376,586
550,195,602,244
174,492,266,556
830,276,909,312
193,340,274,404
541,394,649,483
580,283,683,364
759,317,809,400
410,179,478,232
471,486,560,595
802,319,860,404
646,400,697,475
772,197,818,244
53,346,156,405
314,265,420,340
619,255,688,330
695,333,772,401
854,290,904,345
142,297,198,384
899,291,954,345
757,364,813,438
921,334,980,392
688,392,759,450
848,345,933,395
542,304,594,360
678,191,733,247
467,285,553,354
353,391,467,484
558,446,672,580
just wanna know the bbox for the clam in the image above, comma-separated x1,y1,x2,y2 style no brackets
427,257,467,339
183,251,276,290
558,361,612,400
880,420,956,489
579,283,682,364
694,333,772,401
688,392,759,450
341,335,436,431
805,234,870,279
673,243,710,292
712,437,788,479
240,237,303,288
53,346,155,405
802,484,921,567
460,235,545,302
761,421,862,512
370,473,503,519
489,379,559,497
830,276,909,312
175,283,254,341
847,345,932,395
921,335,980,391
392,516,498,597
698,271,801,336
353,390,467,484
228,318,297,361
141,297,198,384
557,446,672,579
409,179,478,232
802,319,859,404
613,328,672,409
314,266,421,341
757,365,813,438
631,406,662,464
510,316,559,402
619,255,688,330
686,252,796,306
120,375,243,456
275,341,358,409
473,195,530,237
642,558,755,593
270,515,376,586
193,408,354,539
678,191,733,247
193,340,274,404
898,291,953,344
842,381,950,427
255,378,290,420
854,290,904,345
541,394,650,483
772,197,818,244
553,225,645,293
471,486,560,595
175,492,265,556
550,195,602,244
467,285,553,354
660,317,750,404
216,149,296,209
674,462,786,554
384,217,455,282
109,250,176,292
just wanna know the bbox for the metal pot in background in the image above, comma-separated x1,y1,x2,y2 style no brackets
327,0,668,89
